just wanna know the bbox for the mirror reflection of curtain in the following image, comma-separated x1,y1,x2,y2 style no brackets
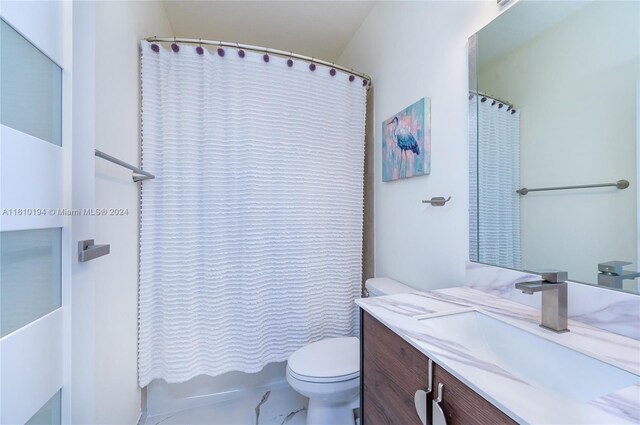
469,96,521,269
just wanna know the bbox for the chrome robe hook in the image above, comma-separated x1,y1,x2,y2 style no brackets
422,196,452,206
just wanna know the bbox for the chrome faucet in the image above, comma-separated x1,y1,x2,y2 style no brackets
515,270,569,333
597,261,640,289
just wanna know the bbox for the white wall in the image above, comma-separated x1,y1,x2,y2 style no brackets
94,2,173,423
71,2,98,422
479,1,639,285
337,1,503,291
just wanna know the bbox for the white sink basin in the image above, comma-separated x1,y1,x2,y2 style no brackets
418,311,640,402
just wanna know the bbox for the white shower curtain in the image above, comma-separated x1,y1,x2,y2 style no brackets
469,96,521,269
138,41,367,386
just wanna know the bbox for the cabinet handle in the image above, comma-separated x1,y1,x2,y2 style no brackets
414,389,429,425
414,359,433,425
433,383,448,425
435,383,444,404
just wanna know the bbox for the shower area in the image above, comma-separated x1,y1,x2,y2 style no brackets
137,38,373,424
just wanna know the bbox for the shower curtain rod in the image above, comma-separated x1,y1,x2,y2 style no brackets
145,37,372,85
469,90,514,108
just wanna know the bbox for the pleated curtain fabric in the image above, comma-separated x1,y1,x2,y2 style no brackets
469,98,479,262
138,41,367,386
469,97,521,270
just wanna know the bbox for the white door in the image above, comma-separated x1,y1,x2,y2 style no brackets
0,1,96,423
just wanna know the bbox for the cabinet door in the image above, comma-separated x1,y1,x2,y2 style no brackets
433,364,516,425
362,311,429,425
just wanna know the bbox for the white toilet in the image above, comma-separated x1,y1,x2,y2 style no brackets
286,278,414,425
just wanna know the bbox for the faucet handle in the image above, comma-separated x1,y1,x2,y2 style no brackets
537,269,568,283
598,261,633,275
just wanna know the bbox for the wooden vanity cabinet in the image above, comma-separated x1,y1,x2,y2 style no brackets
361,310,516,425
361,310,429,425
433,363,516,425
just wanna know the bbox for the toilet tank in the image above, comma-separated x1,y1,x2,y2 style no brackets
365,278,415,297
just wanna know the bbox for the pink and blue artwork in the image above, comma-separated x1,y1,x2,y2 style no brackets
382,97,431,181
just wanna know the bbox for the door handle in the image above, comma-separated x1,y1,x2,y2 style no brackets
78,239,110,262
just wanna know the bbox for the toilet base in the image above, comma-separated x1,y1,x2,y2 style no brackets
306,397,357,425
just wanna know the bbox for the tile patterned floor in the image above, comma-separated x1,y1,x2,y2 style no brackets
144,385,308,425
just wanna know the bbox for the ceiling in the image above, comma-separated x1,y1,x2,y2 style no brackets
162,1,377,62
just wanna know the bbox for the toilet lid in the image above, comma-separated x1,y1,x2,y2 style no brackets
287,337,360,383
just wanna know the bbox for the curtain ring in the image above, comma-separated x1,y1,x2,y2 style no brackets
171,37,179,52
287,51,294,67
217,40,225,57
196,38,204,55
330,62,337,77
309,58,316,72
151,35,160,53
237,42,245,58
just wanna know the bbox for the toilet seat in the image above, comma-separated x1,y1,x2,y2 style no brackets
287,337,360,383
287,368,359,384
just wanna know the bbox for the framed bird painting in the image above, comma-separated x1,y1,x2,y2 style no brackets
382,97,431,181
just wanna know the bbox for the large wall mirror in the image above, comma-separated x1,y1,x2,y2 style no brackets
469,1,640,294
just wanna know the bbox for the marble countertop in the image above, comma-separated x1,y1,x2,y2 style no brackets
356,287,640,424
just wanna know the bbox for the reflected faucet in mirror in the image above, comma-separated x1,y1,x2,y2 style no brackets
515,270,569,333
598,261,640,289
